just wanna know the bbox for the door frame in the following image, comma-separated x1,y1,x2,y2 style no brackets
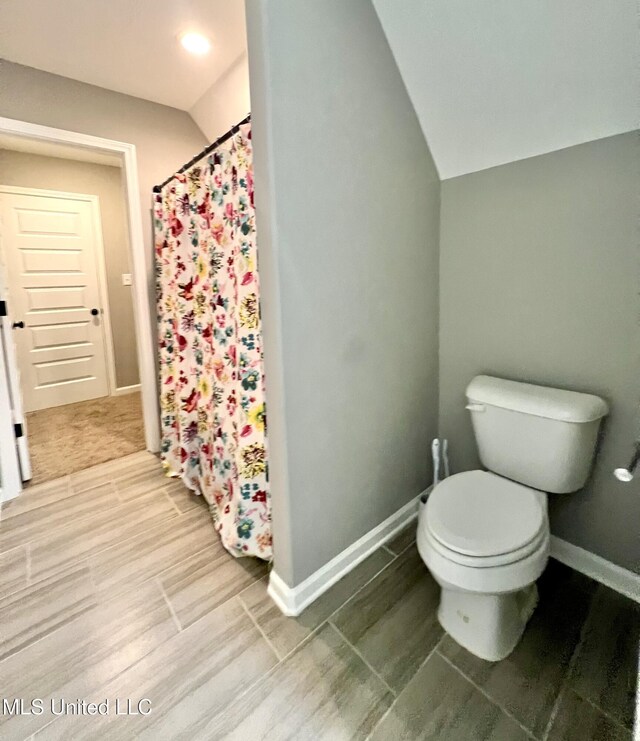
0,116,160,453
0,252,31,486
0,310,22,501
0,185,118,401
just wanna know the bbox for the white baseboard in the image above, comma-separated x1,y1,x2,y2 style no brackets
112,384,141,397
550,536,639,604
267,492,425,617
267,503,640,617
0,485,21,504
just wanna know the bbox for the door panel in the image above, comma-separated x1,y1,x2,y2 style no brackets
22,250,83,273
27,286,88,311
34,355,94,386
0,190,109,411
16,208,80,235
32,321,91,349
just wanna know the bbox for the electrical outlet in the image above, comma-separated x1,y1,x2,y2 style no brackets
122,273,132,286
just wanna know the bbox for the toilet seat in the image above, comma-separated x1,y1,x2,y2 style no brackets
417,486,550,597
424,521,547,568
425,470,547,566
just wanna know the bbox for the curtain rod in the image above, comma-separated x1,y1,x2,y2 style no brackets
152,112,251,193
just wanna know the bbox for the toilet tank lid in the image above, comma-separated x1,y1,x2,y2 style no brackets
466,375,609,423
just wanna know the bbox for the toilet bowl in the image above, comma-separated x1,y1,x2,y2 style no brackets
417,470,550,661
417,375,607,661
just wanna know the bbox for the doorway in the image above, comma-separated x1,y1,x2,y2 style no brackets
0,117,160,502
0,186,112,410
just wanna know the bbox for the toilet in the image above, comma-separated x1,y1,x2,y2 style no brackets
417,375,608,661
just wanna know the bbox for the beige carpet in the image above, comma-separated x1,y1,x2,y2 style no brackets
25,393,146,485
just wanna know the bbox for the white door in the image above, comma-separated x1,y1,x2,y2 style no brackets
0,188,109,412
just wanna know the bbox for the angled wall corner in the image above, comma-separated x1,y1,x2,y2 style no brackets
246,0,441,588
245,0,296,586
189,53,251,143
371,0,639,179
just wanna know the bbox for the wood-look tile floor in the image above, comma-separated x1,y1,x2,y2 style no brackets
0,452,637,740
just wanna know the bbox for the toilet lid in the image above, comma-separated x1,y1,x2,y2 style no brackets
426,470,546,557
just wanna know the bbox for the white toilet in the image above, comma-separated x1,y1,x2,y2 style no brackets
417,375,608,661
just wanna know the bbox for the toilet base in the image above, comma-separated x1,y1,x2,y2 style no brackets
438,583,538,661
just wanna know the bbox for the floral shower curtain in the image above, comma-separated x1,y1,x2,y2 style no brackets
154,121,271,560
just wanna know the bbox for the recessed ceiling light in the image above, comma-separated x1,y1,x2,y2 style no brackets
180,32,212,56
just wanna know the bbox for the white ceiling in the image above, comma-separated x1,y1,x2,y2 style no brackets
0,0,247,111
0,133,122,167
372,0,639,178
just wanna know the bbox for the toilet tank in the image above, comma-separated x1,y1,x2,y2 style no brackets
466,375,608,493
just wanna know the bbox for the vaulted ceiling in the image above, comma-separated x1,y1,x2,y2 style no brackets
372,0,639,178
0,1,635,176
0,0,247,111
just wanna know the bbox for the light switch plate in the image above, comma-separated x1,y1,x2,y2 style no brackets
122,273,132,286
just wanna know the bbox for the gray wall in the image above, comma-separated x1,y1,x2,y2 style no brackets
439,131,640,574
0,60,207,327
0,149,138,388
247,0,441,585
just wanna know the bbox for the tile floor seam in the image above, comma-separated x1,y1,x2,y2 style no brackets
25,542,32,585
0,488,106,526
562,583,633,723
28,720,53,739
3,455,632,740
28,502,183,583
111,472,157,487
151,540,231,585
321,552,404,627
0,598,98,666
236,572,268,599
29,604,186,738
0,551,29,601
540,588,596,741
389,537,418,559
276,617,327,662
436,649,539,740
3,476,103,520
0,561,99,616
143,578,275,650
363,634,446,741
154,576,184,633
188,602,333,734
539,680,569,739
109,475,166,496
70,479,119,498
326,620,397,698
576,691,636,734
10,556,98,603
0,595,104,671
238,594,283,661
89,532,228,603
0,487,156,560
161,486,185,516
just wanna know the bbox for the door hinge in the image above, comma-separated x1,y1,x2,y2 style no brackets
0,300,6,317
14,423,23,438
